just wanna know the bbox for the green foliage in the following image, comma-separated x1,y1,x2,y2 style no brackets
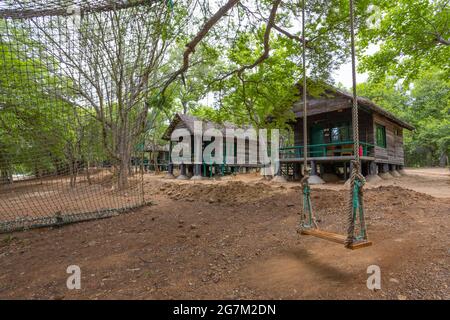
0,22,106,177
204,32,300,129
358,0,450,84
405,70,450,166
358,69,450,167
2,0,447,177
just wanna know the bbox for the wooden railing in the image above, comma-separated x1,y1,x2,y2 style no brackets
280,141,375,159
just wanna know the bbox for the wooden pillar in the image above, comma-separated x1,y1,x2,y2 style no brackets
177,162,188,180
369,161,377,175
310,160,317,175
168,140,174,175
344,162,348,180
191,163,202,180
319,163,324,176
293,163,301,180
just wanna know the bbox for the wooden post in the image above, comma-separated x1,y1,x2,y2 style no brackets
310,160,317,175
192,163,203,180
369,161,377,175
177,162,188,180
344,162,348,180
308,160,325,184
272,161,287,183
294,163,301,180
164,141,175,178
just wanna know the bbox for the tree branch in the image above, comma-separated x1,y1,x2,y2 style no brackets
162,0,240,94
215,0,282,81
435,34,450,46
273,24,308,45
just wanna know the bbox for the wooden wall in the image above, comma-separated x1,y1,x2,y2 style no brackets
293,108,374,145
169,122,261,165
373,113,404,165
292,109,405,165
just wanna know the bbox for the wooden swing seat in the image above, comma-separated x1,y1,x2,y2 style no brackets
301,228,372,250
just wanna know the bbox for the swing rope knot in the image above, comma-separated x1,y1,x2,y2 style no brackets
345,160,368,247
299,167,318,230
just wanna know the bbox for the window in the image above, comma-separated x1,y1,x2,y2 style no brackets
330,122,352,142
376,124,387,148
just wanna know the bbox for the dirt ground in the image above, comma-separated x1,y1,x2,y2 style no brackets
0,170,143,223
0,168,449,300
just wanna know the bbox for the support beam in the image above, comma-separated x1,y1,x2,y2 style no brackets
379,163,393,180
165,141,175,179
365,161,382,183
191,164,203,180
308,160,325,185
343,162,348,181
177,163,188,180
272,161,287,183
294,163,301,181
390,164,401,177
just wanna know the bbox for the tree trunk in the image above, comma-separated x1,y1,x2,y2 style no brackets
117,131,130,190
439,152,448,167
69,159,78,188
153,152,159,173
0,169,13,185
86,160,92,185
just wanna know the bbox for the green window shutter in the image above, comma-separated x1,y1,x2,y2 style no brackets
376,125,386,148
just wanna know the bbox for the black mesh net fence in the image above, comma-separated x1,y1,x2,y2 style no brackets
0,1,172,232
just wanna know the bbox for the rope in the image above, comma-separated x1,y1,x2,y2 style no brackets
298,0,318,231
345,0,368,247
349,0,360,162
345,160,367,246
302,0,308,175
300,168,318,229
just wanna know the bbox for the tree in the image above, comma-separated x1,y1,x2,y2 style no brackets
22,3,190,189
358,69,449,167
167,0,375,127
358,0,450,84
210,32,300,128
406,70,450,166
0,0,382,187
0,24,69,182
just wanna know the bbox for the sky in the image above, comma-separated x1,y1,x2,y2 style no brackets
332,43,379,89
288,9,378,90
333,60,369,89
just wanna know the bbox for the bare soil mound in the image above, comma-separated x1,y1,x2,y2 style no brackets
156,181,280,204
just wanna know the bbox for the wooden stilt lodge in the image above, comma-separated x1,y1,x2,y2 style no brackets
280,83,415,181
144,142,170,171
162,114,263,179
